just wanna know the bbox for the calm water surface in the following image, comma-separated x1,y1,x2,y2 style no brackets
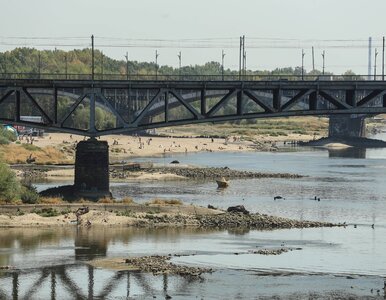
2,140,386,299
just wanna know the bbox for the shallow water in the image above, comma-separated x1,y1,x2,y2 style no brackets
2,140,386,298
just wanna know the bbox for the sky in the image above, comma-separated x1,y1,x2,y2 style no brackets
1,0,386,75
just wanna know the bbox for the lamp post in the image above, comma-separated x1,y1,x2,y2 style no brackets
124,52,129,80
221,50,225,80
155,50,159,80
321,50,325,75
301,49,305,80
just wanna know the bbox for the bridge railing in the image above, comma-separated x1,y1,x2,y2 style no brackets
0,72,382,81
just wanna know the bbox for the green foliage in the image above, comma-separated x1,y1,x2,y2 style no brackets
0,136,10,145
21,184,40,204
32,207,60,217
0,163,21,203
0,127,17,145
0,47,339,79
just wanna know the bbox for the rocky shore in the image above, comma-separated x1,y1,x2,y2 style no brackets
138,211,336,229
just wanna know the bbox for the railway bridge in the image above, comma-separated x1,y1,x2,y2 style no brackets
1,76,386,198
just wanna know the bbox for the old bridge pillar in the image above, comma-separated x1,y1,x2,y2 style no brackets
74,139,110,200
328,115,366,138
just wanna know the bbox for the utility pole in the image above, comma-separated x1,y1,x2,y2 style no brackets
322,50,325,75
221,50,225,80
368,37,372,80
38,52,41,79
91,35,95,81
178,51,182,77
239,36,242,79
301,49,305,80
374,49,377,80
242,35,246,76
3,52,7,76
382,36,385,81
124,52,129,80
239,35,246,79
101,51,104,80
64,53,68,79
155,50,159,80
312,46,315,71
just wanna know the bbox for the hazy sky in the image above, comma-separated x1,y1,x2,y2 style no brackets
1,0,386,74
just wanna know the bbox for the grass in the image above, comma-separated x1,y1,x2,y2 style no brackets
0,144,70,164
32,207,60,217
39,197,64,204
157,116,328,138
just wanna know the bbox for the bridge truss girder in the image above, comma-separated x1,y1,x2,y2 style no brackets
1,80,386,137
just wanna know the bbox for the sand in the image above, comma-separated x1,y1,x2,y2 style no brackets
28,132,317,162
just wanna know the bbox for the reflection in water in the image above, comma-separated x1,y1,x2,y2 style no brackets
0,264,185,299
328,147,366,159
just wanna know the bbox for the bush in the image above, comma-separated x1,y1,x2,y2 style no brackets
0,136,10,145
0,127,17,143
0,163,21,202
20,185,40,204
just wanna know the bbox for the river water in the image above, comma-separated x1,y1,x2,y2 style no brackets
1,137,386,299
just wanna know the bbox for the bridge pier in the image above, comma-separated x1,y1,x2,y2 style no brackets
328,115,366,138
74,139,111,200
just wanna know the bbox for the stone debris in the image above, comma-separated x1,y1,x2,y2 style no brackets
250,248,290,255
124,255,212,277
138,211,337,230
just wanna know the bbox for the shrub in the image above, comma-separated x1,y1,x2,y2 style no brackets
0,163,21,203
32,208,60,217
0,136,10,145
20,185,40,204
0,127,17,143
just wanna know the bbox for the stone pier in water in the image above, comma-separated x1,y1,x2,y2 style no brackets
74,139,111,199
328,115,366,138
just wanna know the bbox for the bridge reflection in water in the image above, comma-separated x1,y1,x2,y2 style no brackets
0,264,198,299
0,227,211,299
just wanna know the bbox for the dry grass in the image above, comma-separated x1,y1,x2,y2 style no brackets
120,197,135,204
0,144,70,164
38,197,64,204
97,197,114,204
158,116,328,138
146,198,183,206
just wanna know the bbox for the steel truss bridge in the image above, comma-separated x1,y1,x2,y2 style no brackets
1,78,386,137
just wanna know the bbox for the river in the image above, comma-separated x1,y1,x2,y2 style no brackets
1,137,386,299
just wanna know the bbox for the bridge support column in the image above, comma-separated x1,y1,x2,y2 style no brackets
74,139,110,200
328,115,366,138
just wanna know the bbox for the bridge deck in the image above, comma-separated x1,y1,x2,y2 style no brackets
0,79,385,136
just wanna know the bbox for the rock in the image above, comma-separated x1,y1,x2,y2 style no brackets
227,205,249,215
170,160,180,164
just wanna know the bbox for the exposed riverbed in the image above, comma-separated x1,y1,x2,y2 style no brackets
2,139,386,299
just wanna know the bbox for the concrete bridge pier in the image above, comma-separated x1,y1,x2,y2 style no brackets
328,115,366,138
74,139,111,200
